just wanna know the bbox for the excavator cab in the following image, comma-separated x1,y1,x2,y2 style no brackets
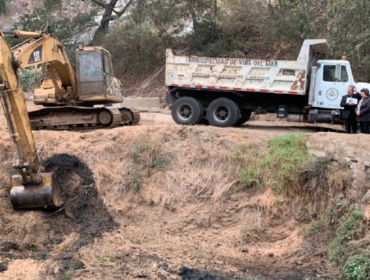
76,47,122,104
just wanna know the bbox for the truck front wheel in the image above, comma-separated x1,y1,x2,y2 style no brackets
171,97,202,125
207,98,240,127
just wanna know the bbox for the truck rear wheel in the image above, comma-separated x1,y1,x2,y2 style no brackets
235,109,252,126
207,98,240,127
195,99,205,124
172,97,202,125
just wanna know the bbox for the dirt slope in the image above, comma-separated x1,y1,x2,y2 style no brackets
0,104,368,280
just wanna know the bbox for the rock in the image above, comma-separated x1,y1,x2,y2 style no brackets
152,262,159,269
364,205,370,221
0,263,7,272
132,269,147,278
362,190,370,203
1,242,19,252
294,260,303,266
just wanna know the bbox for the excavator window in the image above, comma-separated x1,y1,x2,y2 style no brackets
103,53,113,87
78,51,103,82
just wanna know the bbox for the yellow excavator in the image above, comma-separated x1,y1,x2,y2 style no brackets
5,29,139,130
1,31,63,209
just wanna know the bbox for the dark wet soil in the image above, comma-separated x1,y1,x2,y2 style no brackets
178,267,316,280
0,154,116,278
42,154,116,275
179,267,244,280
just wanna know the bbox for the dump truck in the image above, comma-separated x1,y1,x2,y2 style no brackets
165,39,370,127
5,29,139,131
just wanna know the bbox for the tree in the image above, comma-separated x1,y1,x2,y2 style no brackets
131,0,184,43
84,0,134,42
14,0,99,64
0,0,8,15
266,0,370,81
183,0,217,50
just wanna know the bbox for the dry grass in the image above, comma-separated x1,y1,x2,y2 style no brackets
0,122,274,215
300,158,352,216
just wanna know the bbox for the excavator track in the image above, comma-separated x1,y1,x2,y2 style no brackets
119,107,141,125
29,106,136,131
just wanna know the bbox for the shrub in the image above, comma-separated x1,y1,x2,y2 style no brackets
343,253,370,280
262,133,308,195
237,133,309,195
19,68,43,98
329,210,364,265
103,21,164,76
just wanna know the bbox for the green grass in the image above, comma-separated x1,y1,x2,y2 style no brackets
239,166,261,187
262,133,308,195
62,268,73,280
329,210,364,265
25,243,38,252
343,252,370,280
133,172,142,192
238,133,308,195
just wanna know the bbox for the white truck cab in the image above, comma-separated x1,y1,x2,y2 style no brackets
314,59,355,109
313,59,370,109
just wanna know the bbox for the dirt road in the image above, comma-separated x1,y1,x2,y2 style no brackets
140,111,344,133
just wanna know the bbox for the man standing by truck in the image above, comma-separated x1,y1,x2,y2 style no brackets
340,85,361,133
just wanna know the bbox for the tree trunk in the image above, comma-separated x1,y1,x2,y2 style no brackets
91,0,134,43
0,0,7,15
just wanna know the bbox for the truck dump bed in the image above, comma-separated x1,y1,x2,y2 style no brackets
165,39,329,96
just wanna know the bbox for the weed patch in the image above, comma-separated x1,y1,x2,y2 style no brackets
132,136,168,175
237,133,309,195
343,252,370,280
329,210,364,265
307,202,349,242
262,133,308,195
300,158,351,214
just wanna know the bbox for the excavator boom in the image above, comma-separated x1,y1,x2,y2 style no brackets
0,32,63,209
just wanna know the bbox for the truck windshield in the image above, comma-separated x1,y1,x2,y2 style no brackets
79,52,103,82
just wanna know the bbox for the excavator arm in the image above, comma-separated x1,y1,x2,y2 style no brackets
0,32,63,209
9,30,77,102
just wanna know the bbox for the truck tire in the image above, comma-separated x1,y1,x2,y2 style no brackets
235,109,252,126
171,97,202,125
195,99,205,124
207,98,240,127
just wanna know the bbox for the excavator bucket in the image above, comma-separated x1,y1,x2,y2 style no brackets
10,172,64,210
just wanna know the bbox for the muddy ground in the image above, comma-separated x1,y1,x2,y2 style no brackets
0,102,362,280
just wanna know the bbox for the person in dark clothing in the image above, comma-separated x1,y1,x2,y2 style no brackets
356,88,370,134
340,85,361,133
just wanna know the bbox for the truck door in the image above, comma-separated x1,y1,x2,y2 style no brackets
314,63,352,109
